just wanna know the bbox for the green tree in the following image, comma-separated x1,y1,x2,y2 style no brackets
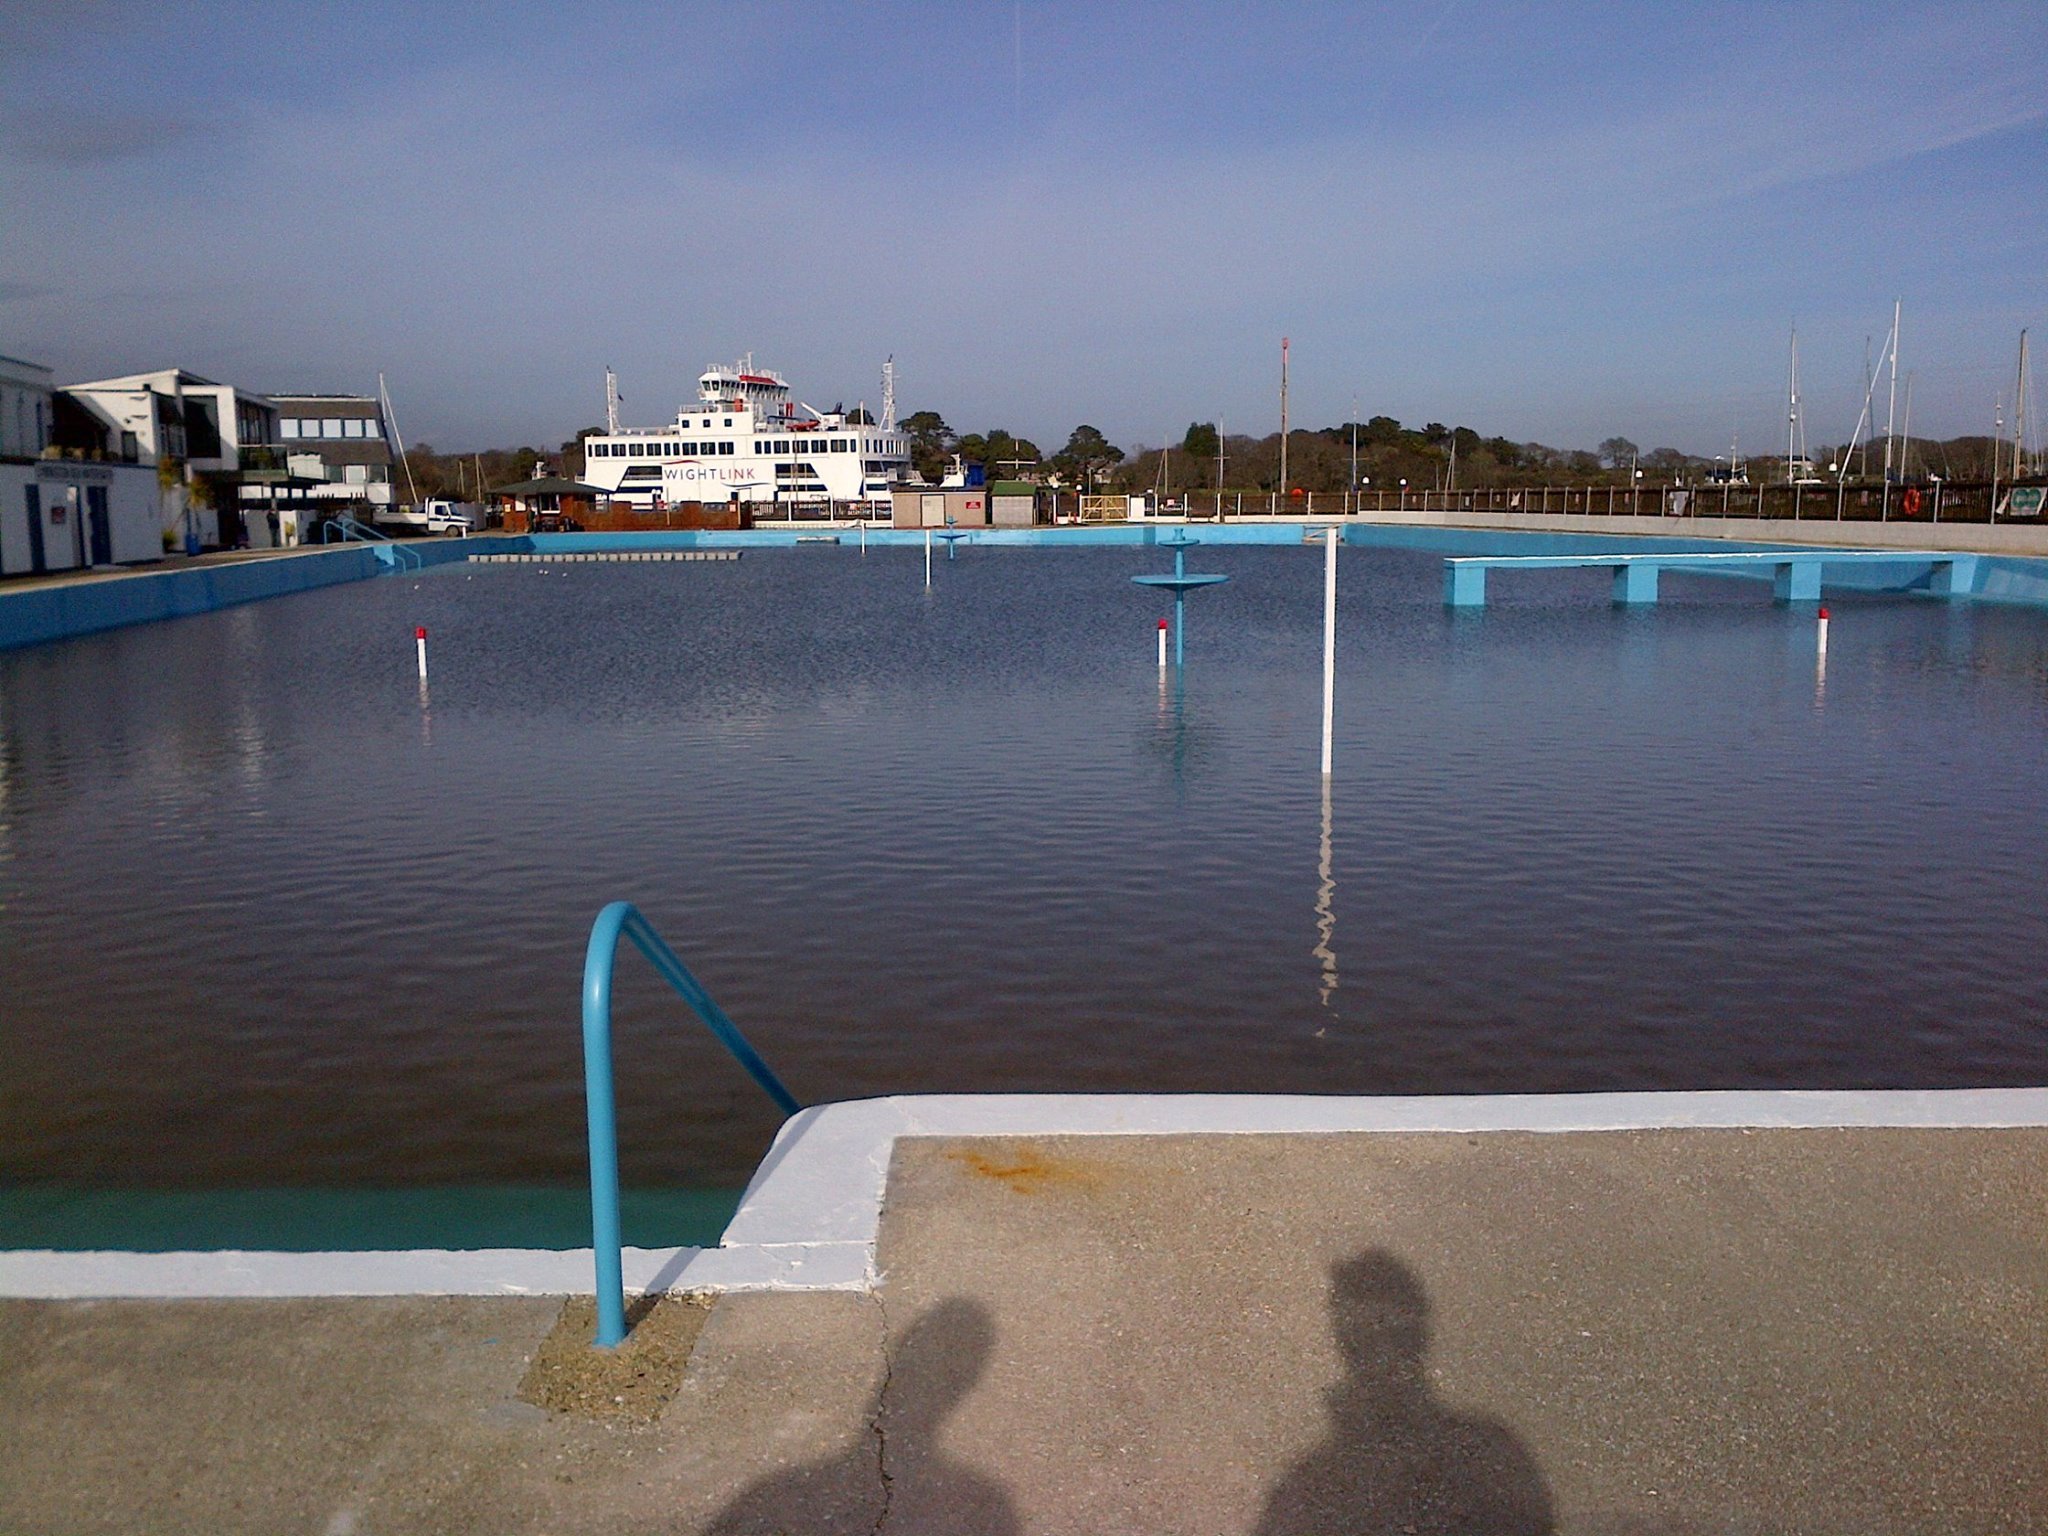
1598,436,1640,471
1052,425,1123,489
959,428,1040,477
561,426,602,480
901,410,954,482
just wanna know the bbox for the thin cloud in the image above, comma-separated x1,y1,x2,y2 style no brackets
1,112,204,165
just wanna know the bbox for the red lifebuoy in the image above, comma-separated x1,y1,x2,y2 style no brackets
1902,488,1922,516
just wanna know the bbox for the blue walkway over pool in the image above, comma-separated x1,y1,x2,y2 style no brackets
1442,548,1982,607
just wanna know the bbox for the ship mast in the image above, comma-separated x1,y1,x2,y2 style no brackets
881,356,897,431
605,367,619,436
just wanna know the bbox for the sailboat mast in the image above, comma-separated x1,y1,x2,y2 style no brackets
1786,327,1799,485
1278,337,1290,498
1991,394,2003,518
2014,329,2031,484
1880,299,1900,519
1900,371,1914,486
379,372,419,508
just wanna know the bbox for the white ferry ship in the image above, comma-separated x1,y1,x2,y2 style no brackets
581,357,912,512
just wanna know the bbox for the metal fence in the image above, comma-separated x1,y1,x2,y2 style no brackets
1057,481,2045,525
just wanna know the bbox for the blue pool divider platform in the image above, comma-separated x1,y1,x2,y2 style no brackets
1443,549,1981,608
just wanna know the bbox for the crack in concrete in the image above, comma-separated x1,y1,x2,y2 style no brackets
867,1288,896,1534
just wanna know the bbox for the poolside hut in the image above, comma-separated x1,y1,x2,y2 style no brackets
489,475,606,534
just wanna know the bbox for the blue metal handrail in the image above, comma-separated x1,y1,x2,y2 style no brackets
318,514,422,569
319,513,390,544
582,900,800,1347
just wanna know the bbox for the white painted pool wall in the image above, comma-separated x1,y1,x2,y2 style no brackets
6,1088,2045,1301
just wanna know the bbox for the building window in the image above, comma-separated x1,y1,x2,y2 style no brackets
343,419,364,438
323,418,343,438
280,417,299,437
721,441,735,455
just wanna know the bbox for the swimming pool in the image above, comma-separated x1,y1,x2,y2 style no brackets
3,535,2044,1245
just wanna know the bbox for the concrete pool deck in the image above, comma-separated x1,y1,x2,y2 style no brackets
2,1094,2044,1533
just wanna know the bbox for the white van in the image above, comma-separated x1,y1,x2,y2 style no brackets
420,500,485,535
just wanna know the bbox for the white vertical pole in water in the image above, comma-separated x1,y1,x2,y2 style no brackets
1157,618,1168,670
1320,528,1337,776
924,528,932,588
415,625,428,681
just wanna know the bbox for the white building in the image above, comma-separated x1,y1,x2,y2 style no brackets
64,368,279,549
229,394,399,547
1,461,163,576
1,354,54,461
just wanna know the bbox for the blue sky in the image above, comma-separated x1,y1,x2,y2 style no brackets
3,0,2043,457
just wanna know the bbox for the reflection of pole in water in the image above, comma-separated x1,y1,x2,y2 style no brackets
418,677,433,747
1313,775,1338,1014
1814,605,1829,705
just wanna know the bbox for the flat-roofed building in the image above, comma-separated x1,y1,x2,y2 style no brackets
64,368,279,550
0,354,54,462
268,395,396,510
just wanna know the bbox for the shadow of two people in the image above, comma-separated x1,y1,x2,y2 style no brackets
707,1250,1553,1535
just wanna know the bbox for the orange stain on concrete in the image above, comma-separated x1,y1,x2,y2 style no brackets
946,1143,1104,1195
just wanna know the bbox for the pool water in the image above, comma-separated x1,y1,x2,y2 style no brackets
2,540,2045,1247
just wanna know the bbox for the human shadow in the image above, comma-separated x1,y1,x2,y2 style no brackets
703,1297,1019,1535
1254,1250,1556,1536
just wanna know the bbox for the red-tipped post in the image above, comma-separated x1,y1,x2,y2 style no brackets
1156,618,1169,670
415,625,428,681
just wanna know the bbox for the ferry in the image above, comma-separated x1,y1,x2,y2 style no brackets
581,357,912,513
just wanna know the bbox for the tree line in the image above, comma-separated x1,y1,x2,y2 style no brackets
395,416,2019,505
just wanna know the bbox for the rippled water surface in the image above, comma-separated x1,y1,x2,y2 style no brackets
3,543,2046,1204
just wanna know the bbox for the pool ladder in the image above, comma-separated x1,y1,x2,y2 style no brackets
582,901,800,1347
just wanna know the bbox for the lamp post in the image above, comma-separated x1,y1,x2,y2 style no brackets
1398,478,1407,511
